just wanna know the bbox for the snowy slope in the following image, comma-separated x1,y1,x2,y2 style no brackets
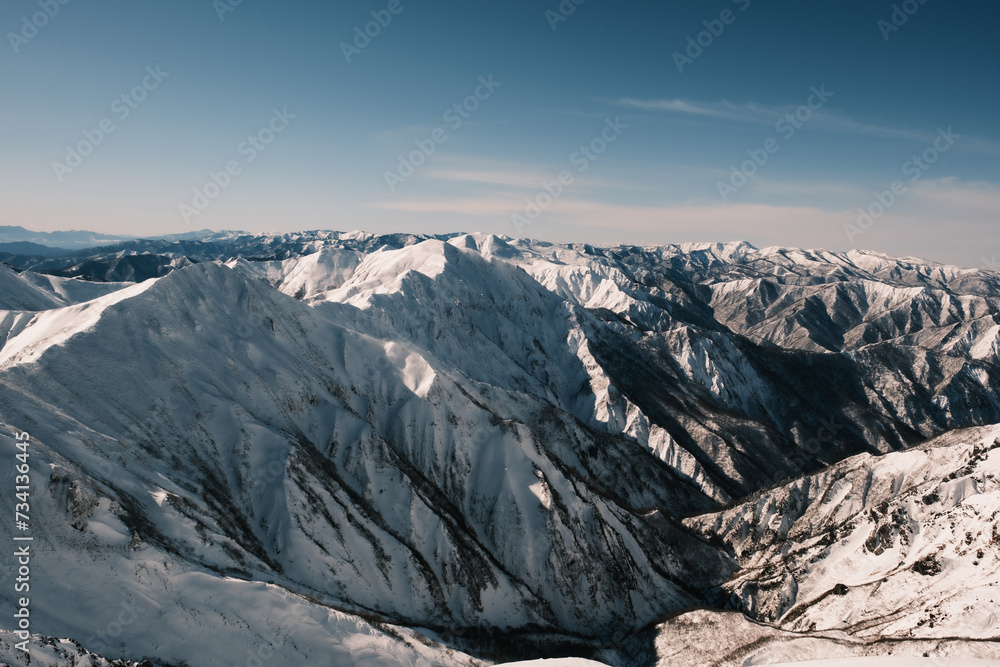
0,264,64,310
1,231,1000,666
0,261,730,665
219,235,1000,502
0,263,130,311
17,270,130,305
686,425,1000,647
496,661,612,667
646,607,1000,667
767,660,1000,666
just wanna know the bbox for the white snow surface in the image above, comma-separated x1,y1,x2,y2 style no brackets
0,257,723,664
0,263,130,311
686,425,1000,644
2,233,1000,666
495,661,612,667
766,660,1000,666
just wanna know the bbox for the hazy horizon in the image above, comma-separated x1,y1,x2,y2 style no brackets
2,223,997,272
3,0,998,268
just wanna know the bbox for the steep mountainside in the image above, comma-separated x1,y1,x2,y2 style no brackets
687,425,1000,639
1,231,999,666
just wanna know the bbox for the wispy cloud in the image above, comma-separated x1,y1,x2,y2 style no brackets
616,98,761,122
907,178,1000,217
370,178,999,268
751,178,866,199
374,195,523,216
425,169,549,190
421,156,647,193
617,97,929,142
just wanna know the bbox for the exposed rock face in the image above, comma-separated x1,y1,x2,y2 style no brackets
1,233,998,665
686,427,1000,641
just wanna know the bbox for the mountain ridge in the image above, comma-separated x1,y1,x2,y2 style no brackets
1,230,999,665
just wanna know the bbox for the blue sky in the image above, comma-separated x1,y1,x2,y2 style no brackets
2,0,998,267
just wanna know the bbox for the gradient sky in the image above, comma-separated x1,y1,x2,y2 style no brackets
2,0,998,267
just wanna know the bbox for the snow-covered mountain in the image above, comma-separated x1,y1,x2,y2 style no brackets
0,226,138,251
686,424,1000,640
1,231,999,666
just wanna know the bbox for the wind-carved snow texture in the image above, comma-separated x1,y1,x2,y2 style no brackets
686,426,1000,638
0,232,999,666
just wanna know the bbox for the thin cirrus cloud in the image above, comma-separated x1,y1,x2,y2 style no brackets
425,169,549,190
375,195,523,216
419,156,649,193
374,184,855,234
904,178,1000,219
617,97,931,142
750,178,865,199
372,177,997,268
373,194,857,255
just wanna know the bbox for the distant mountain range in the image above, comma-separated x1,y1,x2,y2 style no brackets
1,229,998,666
0,225,219,251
